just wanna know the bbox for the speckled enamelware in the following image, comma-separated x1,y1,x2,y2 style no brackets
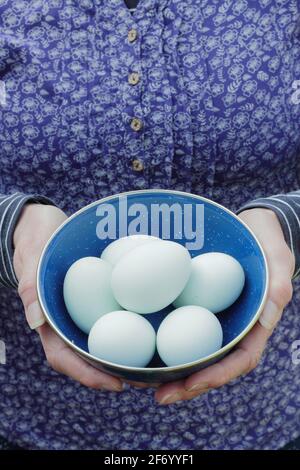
37,190,269,383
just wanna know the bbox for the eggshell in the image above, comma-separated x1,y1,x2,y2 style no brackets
63,257,121,334
101,234,161,267
156,306,223,366
174,252,245,313
88,310,156,367
111,241,192,314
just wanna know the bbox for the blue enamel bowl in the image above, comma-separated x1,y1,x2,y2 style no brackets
37,190,268,383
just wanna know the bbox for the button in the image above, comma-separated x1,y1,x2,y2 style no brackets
128,28,138,43
128,72,140,85
130,117,143,131
132,159,144,172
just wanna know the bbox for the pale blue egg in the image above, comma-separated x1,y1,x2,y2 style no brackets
157,306,223,367
63,257,121,334
101,234,161,267
174,252,245,313
111,241,192,314
88,310,156,367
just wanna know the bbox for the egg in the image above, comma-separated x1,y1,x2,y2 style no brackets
63,257,121,334
157,306,223,367
88,310,156,367
174,252,245,313
111,240,192,314
101,234,161,267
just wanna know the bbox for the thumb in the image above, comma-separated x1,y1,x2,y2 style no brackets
258,244,294,331
239,209,294,332
259,265,293,331
18,252,46,330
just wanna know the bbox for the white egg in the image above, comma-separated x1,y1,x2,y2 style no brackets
101,235,161,267
157,306,223,367
88,310,156,367
174,252,245,313
111,241,192,314
63,257,121,334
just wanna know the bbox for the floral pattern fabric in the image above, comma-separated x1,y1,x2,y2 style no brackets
0,0,300,450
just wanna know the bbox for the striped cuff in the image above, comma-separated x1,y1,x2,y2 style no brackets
237,191,300,279
0,193,56,289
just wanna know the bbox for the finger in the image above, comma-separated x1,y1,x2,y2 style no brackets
155,379,186,404
38,323,124,392
245,214,294,330
125,380,160,389
154,377,210,405
17,239,47,329
18,276,46,329
25,300,46,330
183,322,271,393
259,300,283,331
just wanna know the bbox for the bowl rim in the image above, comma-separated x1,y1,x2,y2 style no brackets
37,188,269,372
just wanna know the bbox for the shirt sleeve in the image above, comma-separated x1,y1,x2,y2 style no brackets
0,192,57,289
236,191,300,279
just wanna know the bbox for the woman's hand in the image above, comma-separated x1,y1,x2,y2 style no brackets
13,203,123,392
155,208,295,405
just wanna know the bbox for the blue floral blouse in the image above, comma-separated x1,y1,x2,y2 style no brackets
0,0,300,450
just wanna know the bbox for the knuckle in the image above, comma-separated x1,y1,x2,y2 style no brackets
215,363,230,387
46,350,61,373
248,351,262,371
239,348,261,374
240,349,253,374
220,371,230,386
80,376,101,389
18,279,36,307
271,280,293,307
18,277,34,297
78,368,102,389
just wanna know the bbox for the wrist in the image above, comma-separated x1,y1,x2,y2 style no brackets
239,207,283,236
239,207,295,277
240,207,278,221
13,203,44,249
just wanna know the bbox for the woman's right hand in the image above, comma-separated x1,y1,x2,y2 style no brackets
13,203,124,392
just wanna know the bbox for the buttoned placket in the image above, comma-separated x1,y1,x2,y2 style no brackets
126,21,145,175
108,0,158,183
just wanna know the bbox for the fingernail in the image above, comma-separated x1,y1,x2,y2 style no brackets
159,392,181,405
26,301,46,329
259,300,281,330
186,382,210,393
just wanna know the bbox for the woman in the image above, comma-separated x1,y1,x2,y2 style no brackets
0,0,300,450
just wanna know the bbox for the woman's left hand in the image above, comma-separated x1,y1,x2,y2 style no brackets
155,208,295,405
